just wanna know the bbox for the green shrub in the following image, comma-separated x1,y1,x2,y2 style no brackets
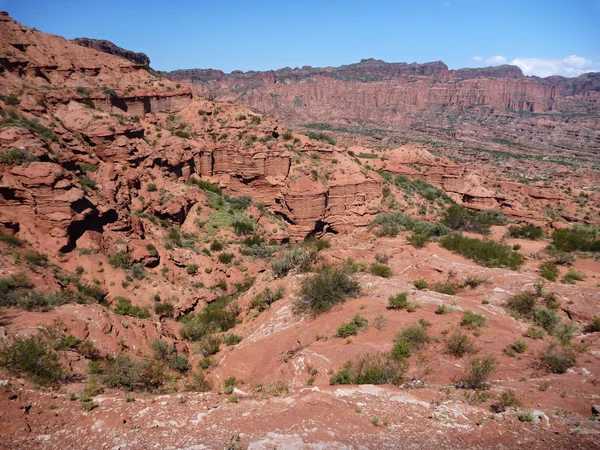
169,354,190,372
413,279,429,290
525,326,545,339
131,264,145,280
146,243,158,257
407,233,429,248
504,339,528,357
186,372,212,392
186,178,222,195
197,334,221,356
0,231,23,246
0,147,37,165
0,335,63,385
551,227,600,253
533,307,560,331
231,220,254,236
508,225,544,240
518,411,534,422
186,264,198,274
146,183,158,192
439,233,523,270
539,262,559,281
330,353,407,386
370,211,450,238
442,205,507,234
25,251,48,266
79,175,96,189
307,131,336,145
336,322,358,338
210,240,223,251
294,264,360,316
108,251,132,269
538,344,576,374
395,323,431,353
113,297,150,319
388,292,408,310
431,280,463,295
505,293,536,318
336,314,368,337
584,318,600,333
561,268,585,284
154,302,174,316
223,333,242,346
446,332,477,357
103,355,165,391
458,356,497,390
76,86,92,97
545,246,575,265
369,263,392,278
250,286,285,311
435,304,454,315
271,247,315,278
461,311,487,328
218,253,234,264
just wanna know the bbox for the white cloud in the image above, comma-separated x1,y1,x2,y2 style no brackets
510,55,598,77
485,55,507,65
469,54,598,77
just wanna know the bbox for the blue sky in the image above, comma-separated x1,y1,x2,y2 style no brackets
2,0,599,76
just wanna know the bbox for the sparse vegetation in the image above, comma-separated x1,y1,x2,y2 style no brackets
439,233,523,270
446,332,477,357
330,353,407,386
0,335,63,385
458,356,497,390
294,264,360,316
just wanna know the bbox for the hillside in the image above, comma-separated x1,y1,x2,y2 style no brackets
1,12,600,449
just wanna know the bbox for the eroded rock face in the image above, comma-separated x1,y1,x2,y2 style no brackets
167,59,600,153
72,37,151,67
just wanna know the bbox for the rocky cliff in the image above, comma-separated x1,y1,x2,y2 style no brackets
166,59,600,153
73,37,151,67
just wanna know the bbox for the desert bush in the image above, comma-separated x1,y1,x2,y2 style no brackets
551,227,600,253
446,332,477,357
231,220,254,236
407,233,429,248
0,147,37,165
460,310,487,328
508,225,544,240
539,262,559,281
584,318,600,333
561,268,585,284
431,280,463,295
250,286,285,311
307,131,336,145
113,297,150,319
186,264,198,274
435,304,454,315
186,178,222,195
491,389,521,412
369,263,392,278
154,302,174,316
388,292,408,310
504,339,528,357
545,246,575,265
131,264,145,280
413,279,429,290
218,253,234,264
210,240,223,251
223,333,242,346
197,334,221,356
108,251,132,269
505,293,537,318
458,356,497,390
294,265,360,316
537,344,576,374
393,322,431,357
442,205,507,234
168,354,190,373
330,353,408,386
525,326,545,339
533,307,560,331
0,335,63,385
186,371,212,392
439,233,523,270
336,315,368,338
271,247,314,278
146,183,157,192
